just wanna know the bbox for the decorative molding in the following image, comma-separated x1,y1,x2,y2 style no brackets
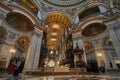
0,2,12,12
40,0,90,9
7,30,18,41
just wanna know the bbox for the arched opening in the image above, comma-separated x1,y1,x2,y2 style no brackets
10,36,30,73
79,6,100,20
77,5,108,22
6,12,34,32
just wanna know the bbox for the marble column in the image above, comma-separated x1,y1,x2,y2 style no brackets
23,29,43,72
32,30,43,70
95,48,110,69
108,26,120,59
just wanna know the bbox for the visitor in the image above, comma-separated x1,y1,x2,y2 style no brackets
13,57,21,78
8,64,15,74
8,59,16,80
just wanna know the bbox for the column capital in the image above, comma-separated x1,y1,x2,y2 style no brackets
32,28,43,37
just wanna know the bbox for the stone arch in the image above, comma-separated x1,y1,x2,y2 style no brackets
3,4,44,31
14,36,30,53
6,12,35,32
70,16,107,34
43,11,73,26
43,11,72,50
7,5,40,25
74,2,109,23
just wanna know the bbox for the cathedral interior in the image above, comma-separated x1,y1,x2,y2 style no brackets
0,0,120,76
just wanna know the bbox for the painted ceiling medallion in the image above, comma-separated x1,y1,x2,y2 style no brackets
40,0,90,9
81,23,107,37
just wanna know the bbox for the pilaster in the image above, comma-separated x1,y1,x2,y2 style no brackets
107,25,120,59
32,29,43,70
23,29,43,72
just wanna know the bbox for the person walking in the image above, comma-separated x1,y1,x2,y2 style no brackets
13,57,21,78
8,59,16,80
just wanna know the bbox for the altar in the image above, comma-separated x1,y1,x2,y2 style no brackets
54,66,69,72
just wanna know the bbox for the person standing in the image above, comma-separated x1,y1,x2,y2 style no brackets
8,59,16,80
13,57,21,77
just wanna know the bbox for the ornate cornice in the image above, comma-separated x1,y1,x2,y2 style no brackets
40,0,90,9
103,15,120,24
7,4,39,25
0,2,12,12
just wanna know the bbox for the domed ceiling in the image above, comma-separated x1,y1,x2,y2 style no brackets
6,12,34,32
81,23,107,37
40,0,90,9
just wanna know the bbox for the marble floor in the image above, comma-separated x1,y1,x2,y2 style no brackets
1,71,120,80
25,75,120,80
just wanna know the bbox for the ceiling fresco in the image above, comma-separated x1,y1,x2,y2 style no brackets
6,12,34,32
81,23,107,37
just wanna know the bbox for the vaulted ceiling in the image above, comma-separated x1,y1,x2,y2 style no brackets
44,12,72,50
